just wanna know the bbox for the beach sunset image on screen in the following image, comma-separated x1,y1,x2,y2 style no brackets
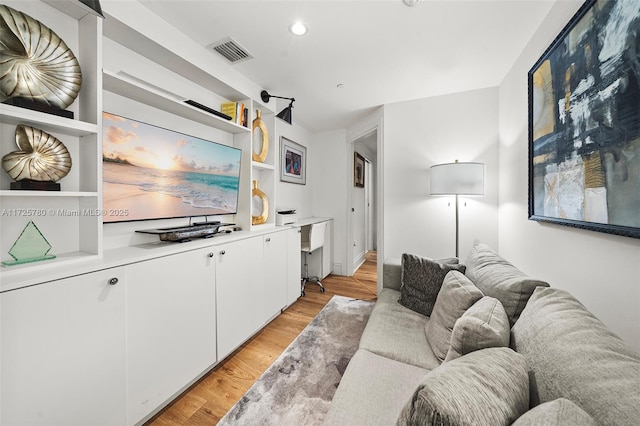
102,112,242,223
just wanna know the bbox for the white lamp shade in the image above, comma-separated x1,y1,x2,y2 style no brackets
430,162,484,195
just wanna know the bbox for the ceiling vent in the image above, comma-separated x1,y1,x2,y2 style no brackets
208,37,253,64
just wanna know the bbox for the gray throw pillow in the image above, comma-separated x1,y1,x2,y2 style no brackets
424,271,483,362
512,398,597,426
444,296,510,362
396,347,529,426
398,253,465,316
465,242,549,326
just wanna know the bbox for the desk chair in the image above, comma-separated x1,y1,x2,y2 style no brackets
301,221,327,296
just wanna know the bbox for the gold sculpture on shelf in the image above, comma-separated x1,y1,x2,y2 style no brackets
0,4,82,109
252,110,269,163
252,180,269,225
2,125,72,186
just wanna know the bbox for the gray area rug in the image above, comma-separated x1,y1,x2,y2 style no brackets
218,295,374,425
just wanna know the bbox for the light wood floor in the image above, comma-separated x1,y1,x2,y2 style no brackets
148,251,378,425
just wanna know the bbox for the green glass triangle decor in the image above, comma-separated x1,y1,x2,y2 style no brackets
2,220,56,266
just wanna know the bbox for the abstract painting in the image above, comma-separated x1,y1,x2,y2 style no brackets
354,152,365,187
280,137,306,185
529,0,640,238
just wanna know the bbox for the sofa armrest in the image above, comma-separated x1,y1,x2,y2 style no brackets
383,258,403,291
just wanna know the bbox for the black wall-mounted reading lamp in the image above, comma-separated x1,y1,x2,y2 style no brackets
260,90,295,124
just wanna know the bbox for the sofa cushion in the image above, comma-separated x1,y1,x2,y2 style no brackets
465,242,549,325
398,253,465,316
512,398,597,426
396,347,529,426
511,286,640,425
323,349,430,426
444,296,510,362
359,288,440,370
424,271,484,362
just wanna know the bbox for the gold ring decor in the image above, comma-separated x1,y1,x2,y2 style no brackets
252,110,269,163
251,180,269,225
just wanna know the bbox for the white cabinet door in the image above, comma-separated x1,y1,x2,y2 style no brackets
125,248,216,425
215,237,263,360
263,231,287,320
1,268,126,426
286,227,302,306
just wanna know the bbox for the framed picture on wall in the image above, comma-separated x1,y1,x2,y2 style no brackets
528,0,640,239
280,137,306,185
354,152,365,188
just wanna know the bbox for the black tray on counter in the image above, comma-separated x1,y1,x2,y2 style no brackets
136,222,234,242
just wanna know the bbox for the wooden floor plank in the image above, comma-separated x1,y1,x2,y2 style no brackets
147,251,377,425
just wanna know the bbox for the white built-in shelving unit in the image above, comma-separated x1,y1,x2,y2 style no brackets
1,0,281,284
100,1,278,232
0,0,103,276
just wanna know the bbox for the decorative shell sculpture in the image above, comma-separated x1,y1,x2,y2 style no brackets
0,4,82,109
2,125,72,182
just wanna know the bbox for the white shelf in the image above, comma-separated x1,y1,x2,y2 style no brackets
0,191,98,197
0,104,98,137
103,70,250,135
252,161,276,171
42,0,103,20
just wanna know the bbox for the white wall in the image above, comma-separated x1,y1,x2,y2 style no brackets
382,88,499,262
274,121,312,218
310,130,348,275
498,0,640,351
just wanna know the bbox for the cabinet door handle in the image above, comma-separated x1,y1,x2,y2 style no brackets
108,277,119,286
208,252,214,258
266,237,271,242
220,250,226,255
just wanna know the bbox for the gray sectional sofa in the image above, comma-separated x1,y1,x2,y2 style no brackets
324,243,640,425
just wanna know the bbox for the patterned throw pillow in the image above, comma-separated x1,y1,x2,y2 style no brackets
444,296,510,362
396,347,529,426
398,253,465,316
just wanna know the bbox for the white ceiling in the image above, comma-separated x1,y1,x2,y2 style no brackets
140,0,556,132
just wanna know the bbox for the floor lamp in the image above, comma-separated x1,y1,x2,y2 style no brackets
430,160,485,258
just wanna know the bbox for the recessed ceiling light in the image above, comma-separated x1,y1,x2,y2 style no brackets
289,21,308,36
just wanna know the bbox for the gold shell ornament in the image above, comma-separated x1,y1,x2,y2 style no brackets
2,125,72,182
0,4,82,109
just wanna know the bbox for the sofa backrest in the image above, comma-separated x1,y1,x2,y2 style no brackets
464,242,549,326
383,257,460,292
383,258,403,291
511,286,640,426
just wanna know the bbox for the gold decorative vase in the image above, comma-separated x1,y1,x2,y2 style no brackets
252,110,269,163
252,180,269,225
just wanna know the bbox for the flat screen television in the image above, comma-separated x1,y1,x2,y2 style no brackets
102,112,242,223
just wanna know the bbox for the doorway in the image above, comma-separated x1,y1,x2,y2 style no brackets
351,130,377,274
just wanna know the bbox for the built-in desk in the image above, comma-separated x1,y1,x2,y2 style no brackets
295,217,333,280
